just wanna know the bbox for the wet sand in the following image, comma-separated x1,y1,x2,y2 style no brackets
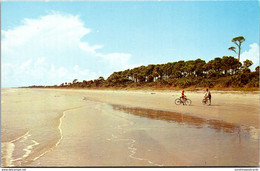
1,88,259,167
79,89,260,129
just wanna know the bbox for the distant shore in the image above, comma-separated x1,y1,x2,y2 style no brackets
22,85,260,92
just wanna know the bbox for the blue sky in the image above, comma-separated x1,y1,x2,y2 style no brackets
2,1,259,87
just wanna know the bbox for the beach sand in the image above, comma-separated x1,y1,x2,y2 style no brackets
80,89,260,129
1,88,259,167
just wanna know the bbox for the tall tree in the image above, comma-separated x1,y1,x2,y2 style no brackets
228,36,245,62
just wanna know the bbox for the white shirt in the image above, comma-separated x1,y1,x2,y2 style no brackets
204,91,210,97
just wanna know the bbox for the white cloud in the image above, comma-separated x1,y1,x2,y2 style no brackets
96,52,132,69
20,59,32,71
2,12,133,87
240,43,259,70
2,58,98,87
79,42,103,54
2,13,90,55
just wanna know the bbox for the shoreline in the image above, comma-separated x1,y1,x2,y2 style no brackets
18,86,260,92
10,86,260,96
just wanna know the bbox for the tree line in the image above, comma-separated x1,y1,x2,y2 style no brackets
28,56,258,89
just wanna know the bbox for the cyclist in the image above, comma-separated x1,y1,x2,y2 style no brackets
180,90,187,105
204,89,211,105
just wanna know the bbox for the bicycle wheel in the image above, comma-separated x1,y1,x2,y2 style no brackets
202,99,208,105
175,98,181,105
185,99,192,105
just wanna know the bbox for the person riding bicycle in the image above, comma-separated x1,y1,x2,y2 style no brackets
180,90,187,104
204,89,211,105
175,91,191,106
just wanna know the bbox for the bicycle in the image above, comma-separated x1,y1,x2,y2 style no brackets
175,97,192,105
202,98,210,105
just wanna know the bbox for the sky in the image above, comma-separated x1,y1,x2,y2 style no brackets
1,1,259,87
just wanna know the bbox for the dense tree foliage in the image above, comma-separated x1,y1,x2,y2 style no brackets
45,56,258,89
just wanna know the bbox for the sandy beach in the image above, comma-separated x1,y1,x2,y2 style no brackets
1,88,259,167
79,89,260,129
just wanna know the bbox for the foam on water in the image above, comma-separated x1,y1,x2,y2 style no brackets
1,142,15,167
2,109,69,167
1,131,40,167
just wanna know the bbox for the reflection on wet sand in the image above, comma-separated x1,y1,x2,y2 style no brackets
112,105,241,134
